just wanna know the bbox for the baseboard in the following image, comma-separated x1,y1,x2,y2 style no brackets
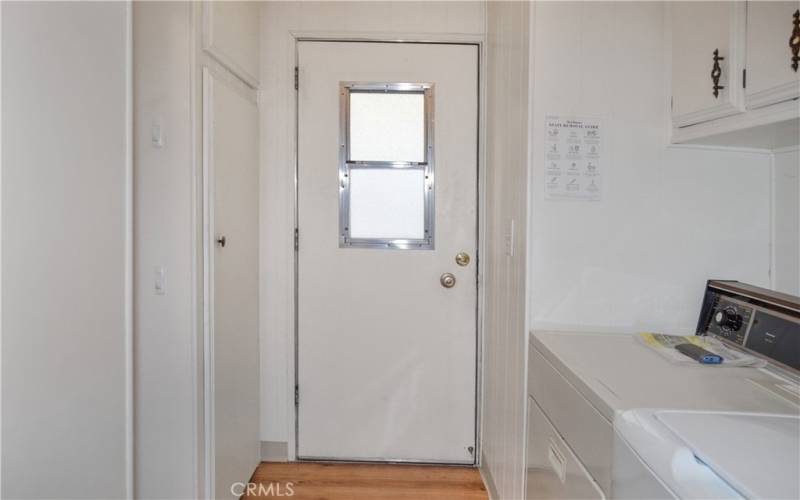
260,441,289,462
479,453,500,500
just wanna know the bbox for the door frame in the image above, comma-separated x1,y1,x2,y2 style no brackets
291,34,487,464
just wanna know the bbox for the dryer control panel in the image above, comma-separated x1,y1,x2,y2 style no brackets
698,281,800,372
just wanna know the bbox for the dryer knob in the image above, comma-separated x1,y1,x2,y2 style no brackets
714,308,742,331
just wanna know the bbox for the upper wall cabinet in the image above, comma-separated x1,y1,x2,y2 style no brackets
670,1,800,148
671,2,746,128
745,2,800,109
203,1,260,88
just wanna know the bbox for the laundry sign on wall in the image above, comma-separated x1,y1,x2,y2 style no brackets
544,115,603,201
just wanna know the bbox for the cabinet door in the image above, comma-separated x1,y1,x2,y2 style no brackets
526,397,605,500
745,1,800,109
672,2,746,127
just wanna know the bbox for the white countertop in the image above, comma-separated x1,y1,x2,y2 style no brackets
531,330,800,421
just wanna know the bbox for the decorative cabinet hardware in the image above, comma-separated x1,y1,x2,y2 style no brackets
216,235,227,248
455,252,470,267
791,9,800,72
440,272,456,289
711,49,725,98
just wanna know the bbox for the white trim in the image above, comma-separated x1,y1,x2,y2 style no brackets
521,3,536,496
0,1,4,494
201,67,215,500
770,153,777,290
772,144,800,154
670,2,747,128
260,441,289,462
201,53,259,104
124,2,134,498
475,7,488,466
480,453,500,500
663,0,674,149
672,103,743,129
747,80,800,111
671,98,800,144
666,143,773,155
291,34,486,464
290,30,485,45
190,3,202,498
286,27,298,462
202,2,259,89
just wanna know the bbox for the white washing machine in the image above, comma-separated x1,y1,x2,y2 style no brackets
526,281,800,500
613,409,799,499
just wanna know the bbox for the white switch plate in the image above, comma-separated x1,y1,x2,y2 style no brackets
151,120,164,148
154,266,166,295
505,219,515,257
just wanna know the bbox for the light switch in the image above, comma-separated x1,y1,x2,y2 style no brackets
505,219,515,257
151,120,164,148
154,266,166,295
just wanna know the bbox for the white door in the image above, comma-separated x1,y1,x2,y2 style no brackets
297,41,479,463
203,67,260,498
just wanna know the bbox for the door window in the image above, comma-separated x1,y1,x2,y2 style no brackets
339,83,434,249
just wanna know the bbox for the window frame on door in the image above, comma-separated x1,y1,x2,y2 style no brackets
338,82,435,250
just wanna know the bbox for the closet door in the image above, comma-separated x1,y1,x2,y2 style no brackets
203,67,260,499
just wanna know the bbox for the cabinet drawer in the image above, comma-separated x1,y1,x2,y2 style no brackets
527,397,605,500
528,344,613,495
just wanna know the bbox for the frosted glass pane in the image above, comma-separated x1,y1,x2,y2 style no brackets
349,93,425,162
349,169,425,240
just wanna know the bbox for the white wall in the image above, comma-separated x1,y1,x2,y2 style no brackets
136,3,263,496
133,3,200,498
480,2,531,499
1,2,131,498
259,1,486,453
529,2,772,336
773,147,800,295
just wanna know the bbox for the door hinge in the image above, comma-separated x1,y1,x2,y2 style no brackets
294,385,299,406
742,68,747,89
294,66,299,91
294,227,299,251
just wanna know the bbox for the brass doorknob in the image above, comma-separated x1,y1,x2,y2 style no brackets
440,273,456,288
455,252,470,267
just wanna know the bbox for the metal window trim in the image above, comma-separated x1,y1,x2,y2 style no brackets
338,82,435,250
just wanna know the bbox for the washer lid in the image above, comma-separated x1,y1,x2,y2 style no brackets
655,411,800,500
615,409,800,500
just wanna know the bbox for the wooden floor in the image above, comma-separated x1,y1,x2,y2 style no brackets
244,462,488,500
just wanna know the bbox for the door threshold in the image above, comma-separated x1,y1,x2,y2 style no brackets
295,456,476,467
